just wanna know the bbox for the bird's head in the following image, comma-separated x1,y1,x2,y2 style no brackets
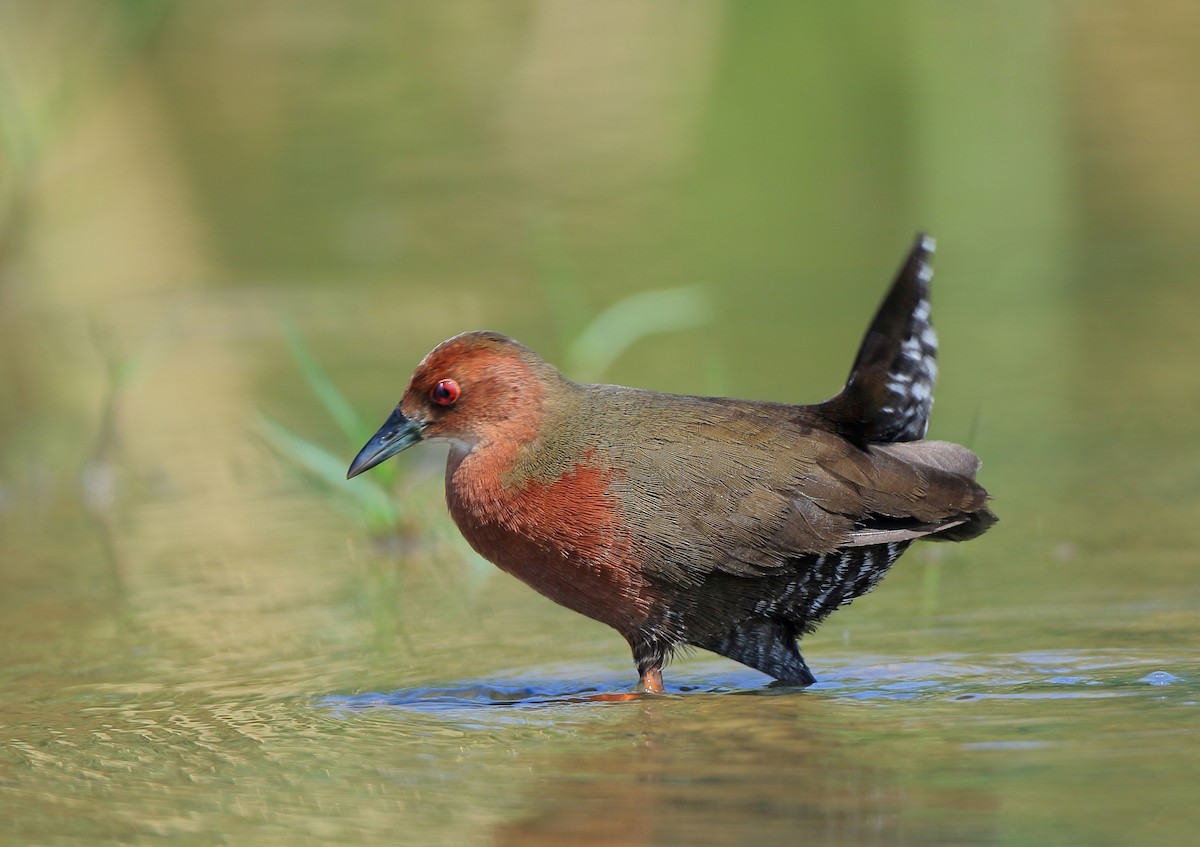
347,331,558,478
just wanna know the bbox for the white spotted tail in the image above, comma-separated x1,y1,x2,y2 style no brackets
818,233,940,445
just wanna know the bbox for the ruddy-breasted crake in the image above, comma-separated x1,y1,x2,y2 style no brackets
348,235,995,693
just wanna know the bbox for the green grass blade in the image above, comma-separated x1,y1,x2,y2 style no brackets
280,323,370,446
259,414,399,531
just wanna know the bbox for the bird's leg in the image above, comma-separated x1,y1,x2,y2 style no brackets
633,643,666,694
583,661,663,702
582,645,665,701
637,665,664,694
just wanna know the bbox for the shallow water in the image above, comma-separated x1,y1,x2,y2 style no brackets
5,613,1198,846
4,3,1200,846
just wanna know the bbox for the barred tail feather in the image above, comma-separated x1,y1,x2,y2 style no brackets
818,233,939,445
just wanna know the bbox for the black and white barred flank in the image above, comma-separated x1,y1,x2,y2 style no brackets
690,541,911,686
743,542,911,628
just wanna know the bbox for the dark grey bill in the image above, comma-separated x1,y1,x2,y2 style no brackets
346,407,426,478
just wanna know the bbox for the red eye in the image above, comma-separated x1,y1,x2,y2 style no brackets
429,378,460,406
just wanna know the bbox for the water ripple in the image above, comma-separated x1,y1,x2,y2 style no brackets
317,649,1196,716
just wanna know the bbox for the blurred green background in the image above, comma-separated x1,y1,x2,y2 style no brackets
2,3,1199,846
